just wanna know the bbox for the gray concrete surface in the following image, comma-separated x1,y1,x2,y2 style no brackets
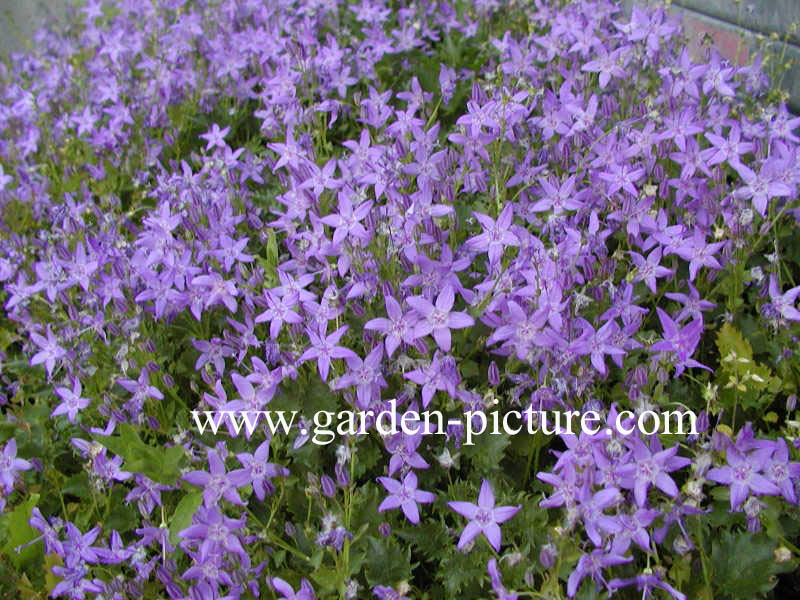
622,0,800,112
1,0,798,110
673,0,800,47
0,0,71,57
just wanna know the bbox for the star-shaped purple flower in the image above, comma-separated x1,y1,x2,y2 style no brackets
52,377,91,423
299,324,358,382
465,204,519,266
447,479,521,551
407,285,474,352
377,471,435,525
0,438,31,499
706,446,781,510
616,438,691,506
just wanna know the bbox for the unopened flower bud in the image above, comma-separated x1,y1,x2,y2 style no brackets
539,543,557,568
335,462,350,487
488,361,500,387
696,410,710,433
320,475,336,498
633,365,648,387
413,338,429,354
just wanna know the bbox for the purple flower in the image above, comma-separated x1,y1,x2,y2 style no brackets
29,508,63,555
768,275,800,322
30,327,67,378
179,505,247,564
706,446,781,510
664,282,716,322
702,123,753,167
439,63,456,103
63,522,103,567
598,162,645,197
272,577,315,600
182,448,250,507
333,344,387,409
117,370,164,403
672,229,724,282
488,558,517,600
765,438,800,504
373,585,409,600
199,123,230,151
125,474,170,517
581,46,627,89
538,461,580,509
649,309,709,376
465,204,519,266
611,507,661,554
447,479,521,551
377,471,435,525
616,438,690,506
566,549,631,597
364,295,416,357
386,424,430,475
0,164,12,190
94,530,134,565
568,318,626,376
255,290,304,339
577,482,623,546
733,161,793,216
52,377,91,423
192,338,235,375
191,272,238,313
320,191,373,246
93,452,132,483
630,247,673,294
609,573,686,600
234,441,289,501
0,438,31,498
299,324,358,382
407,285,474,352
403,351,457,408
315,520,353,551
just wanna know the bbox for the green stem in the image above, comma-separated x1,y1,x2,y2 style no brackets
246,506,312,564
693,519,714,599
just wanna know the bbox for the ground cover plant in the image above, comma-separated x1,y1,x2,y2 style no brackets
1,0,800,598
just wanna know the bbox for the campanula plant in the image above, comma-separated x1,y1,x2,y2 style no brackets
1,0,800,598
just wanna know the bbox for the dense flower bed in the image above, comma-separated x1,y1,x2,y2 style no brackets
1,0,800,598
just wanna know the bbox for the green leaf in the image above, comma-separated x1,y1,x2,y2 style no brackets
711,530,795,598
364,536,412,587
714,323,774,411
310,566,340,592
62,473,90,498
462,428,510,475
92,424,183,485
161,445,187,484
716,323,753,362
169,491,203,546
1,494,41,569
437,544,487,596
